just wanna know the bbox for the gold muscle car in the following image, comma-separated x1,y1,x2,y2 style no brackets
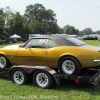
0,35,100,75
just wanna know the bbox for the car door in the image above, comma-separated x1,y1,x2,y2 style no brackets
16,38,48,66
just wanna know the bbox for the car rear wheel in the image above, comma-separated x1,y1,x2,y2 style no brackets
11,68,28,85
0,55,11,68
59,56,81,75
33,70,54,89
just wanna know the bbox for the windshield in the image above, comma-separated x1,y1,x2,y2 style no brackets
66,37,86,46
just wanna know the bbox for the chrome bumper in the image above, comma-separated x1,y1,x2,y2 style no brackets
94,60,100,62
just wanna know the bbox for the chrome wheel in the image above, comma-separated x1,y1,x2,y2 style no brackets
13,71,24,85
36,72,48,87
62,60,75,74
33,70,54,89
11,68,28,85
0,56,7,68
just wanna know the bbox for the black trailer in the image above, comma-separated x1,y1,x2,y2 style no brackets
0,65,100,89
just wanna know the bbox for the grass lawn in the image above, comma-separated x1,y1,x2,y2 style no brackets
0,41,100,100
83,40,100,46
0,42,23,48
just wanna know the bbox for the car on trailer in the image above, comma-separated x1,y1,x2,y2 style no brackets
0,35,100,76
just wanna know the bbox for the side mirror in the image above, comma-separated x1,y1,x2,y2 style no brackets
19,44,23,48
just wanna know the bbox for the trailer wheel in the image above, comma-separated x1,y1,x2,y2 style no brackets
59,56,81,75
0,55,11,68
11,68,28,85
33,70,53,89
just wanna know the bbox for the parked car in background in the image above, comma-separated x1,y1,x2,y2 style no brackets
6,38,17,43
83,36,98,40
0,38,17,44
0,40,6,44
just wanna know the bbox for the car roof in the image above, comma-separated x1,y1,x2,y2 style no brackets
30,35,71,39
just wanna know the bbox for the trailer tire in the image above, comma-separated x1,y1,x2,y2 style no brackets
59,56,81,75
33,70,54,89
11,68,28,85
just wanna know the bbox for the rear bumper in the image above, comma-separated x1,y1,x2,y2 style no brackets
94,60,100,62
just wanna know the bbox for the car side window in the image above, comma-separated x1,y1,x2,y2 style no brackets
46,39,57,48
24,39,57,48
29,39,48,48
31,39,42,48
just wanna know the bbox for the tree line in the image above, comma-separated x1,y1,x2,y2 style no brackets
0,3,99,40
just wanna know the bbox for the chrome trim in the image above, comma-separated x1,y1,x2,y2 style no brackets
94,60,100,62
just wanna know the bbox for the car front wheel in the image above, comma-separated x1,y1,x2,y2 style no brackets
0,55,11,68
59,56,81,75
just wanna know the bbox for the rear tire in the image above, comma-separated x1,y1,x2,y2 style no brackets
33,70,54,89
59,56,81,75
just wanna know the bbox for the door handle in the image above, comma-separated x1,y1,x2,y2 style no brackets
42,51,48,55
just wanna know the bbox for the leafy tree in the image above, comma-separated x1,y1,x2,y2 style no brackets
7,12,23,36
81,28,93,35
29,20,45,34
0,8,5,39
62,25,79,35
95,30,100,34
25,4,45,22
4,7,14,36
44,9,58,34
24,3,58,34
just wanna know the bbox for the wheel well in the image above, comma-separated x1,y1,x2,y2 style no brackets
0,54,12,67
58,55,82,68
0,54,12,64
9,68,16,79
0,54,5,56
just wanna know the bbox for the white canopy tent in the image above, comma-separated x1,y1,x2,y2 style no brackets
10,34,21,39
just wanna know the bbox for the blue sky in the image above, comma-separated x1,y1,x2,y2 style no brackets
1,0,100,31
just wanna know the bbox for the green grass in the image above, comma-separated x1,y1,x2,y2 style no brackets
0,42,24,48
0,73,100,100
0,41,100,100
83,40,100,46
